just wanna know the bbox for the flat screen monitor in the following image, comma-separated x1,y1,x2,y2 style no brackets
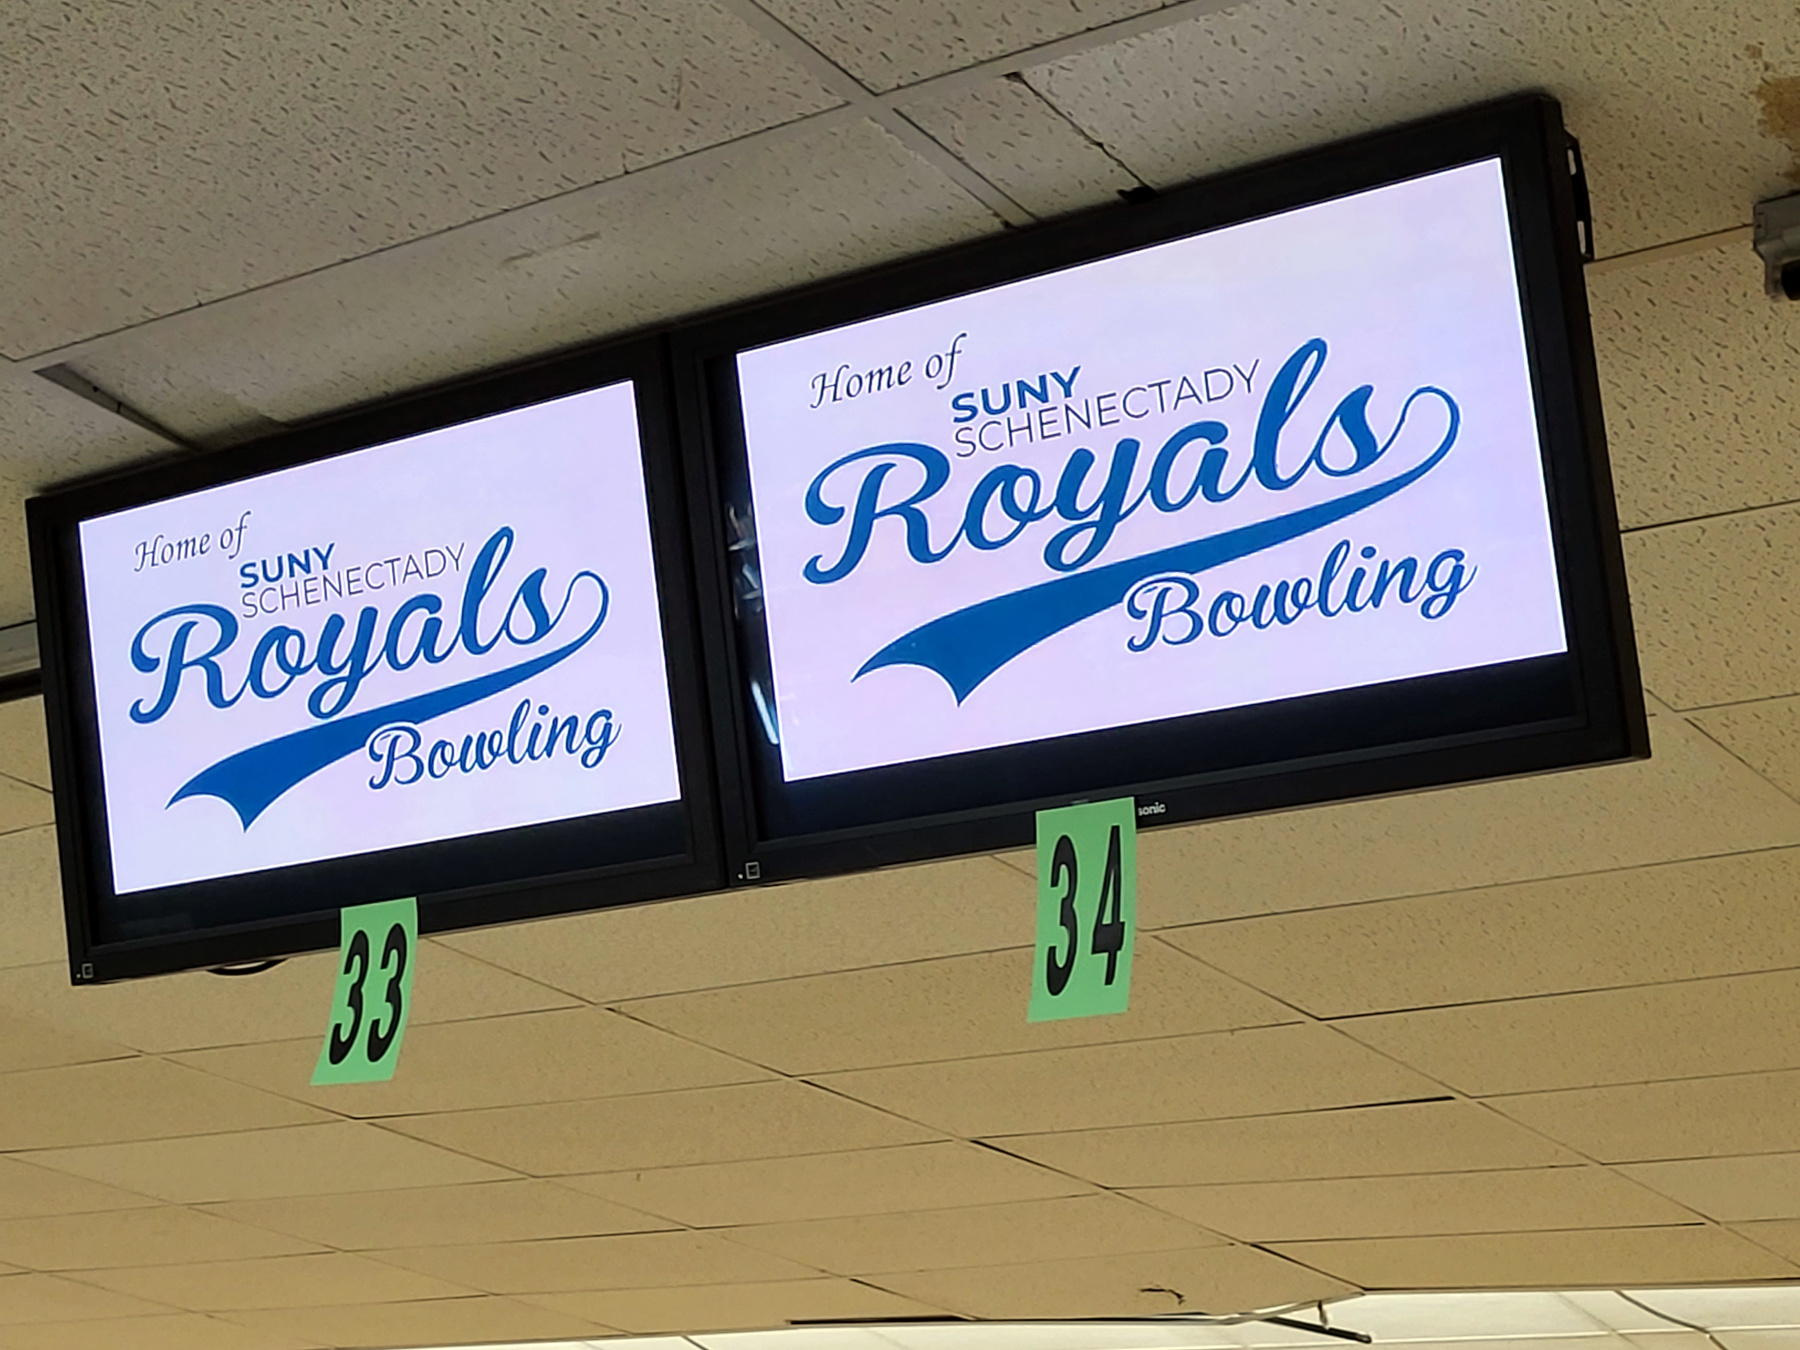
679,94,1647,882
31,341,722,981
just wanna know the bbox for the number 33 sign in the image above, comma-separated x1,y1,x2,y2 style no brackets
313,898,417,1084
1029,800,1137,1022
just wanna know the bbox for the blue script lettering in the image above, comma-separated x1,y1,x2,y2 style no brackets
367,698,619,789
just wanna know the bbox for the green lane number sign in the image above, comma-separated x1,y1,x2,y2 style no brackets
313,897,417,1085
1029,798,1137,1022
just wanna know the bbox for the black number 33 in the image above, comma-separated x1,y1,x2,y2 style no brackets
326,922,409,1066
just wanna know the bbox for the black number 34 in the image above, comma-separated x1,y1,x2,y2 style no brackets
326,922,409,1066
1044,823,1126,995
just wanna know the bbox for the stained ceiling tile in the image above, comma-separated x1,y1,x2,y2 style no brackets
0,1206,321,1272
521,1277,940,1334
0,1157,158,1223
371,1229,815,1295
620,941,1294,1075
0,939,577,1057
215,1295,612,1349
441,853,1032,1003
721,1194,1222,1275
1133,713,1800,928
991,1099,1579,1189
1165,847,1800,1018
20,1121,515,1203
0,1058,328,1151
895,76,1143,217
1691,695,1800,802
0,698,51,792
381,1080,939,1177
176,1006,771,1117
1627,505,1800,708
72,116,999,444
0,0,841,356
1490,1071,1800,1163
0,1312,324,1350
1127,1166,1698,1242
0,1272,172,1324
1030,0,1791,256
1337,969,1800,1096
564,1141,1088,1228
1618,1153,1800,1222
1266,1225,1799,1289
200,1179,673,1251
0,833,67,972
75,1251,472,1312
815,1023,1442,1137
871,1242,1353,1319
0,1007,132,1076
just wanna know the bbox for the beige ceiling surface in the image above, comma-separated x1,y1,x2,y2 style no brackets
5,0,1800,1346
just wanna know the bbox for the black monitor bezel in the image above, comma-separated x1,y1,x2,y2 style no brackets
29,337,725,983
673,92,1648,885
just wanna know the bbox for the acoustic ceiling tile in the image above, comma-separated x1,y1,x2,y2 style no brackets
0,1272,172,1324
74,115,998,444
1618,1154,1800,1223
1132,713,1800,928
19,1121,515,1204
1627,505,1800,709
0,940,578,1057
0,1058,329,1152
1590,242,1800,530
991,1099,1579,1188
1338,969,1800,1096
0,698,51,792
1692,695,1800,802
0,1008,133,1077
382,1080,939,1177
871,1242,1353,1319
1164,847,1800,1018
0,1157,158,1223
1127,1166,1699,1242
0,1206,322,1272
721,1193,1223,1275
566,1140,1087,1228
619,941,1295,1075
0,834,68,972
201,1179,673,1252
0,1312,325,1350
0,377,167,492
216,1295,611,1349
522,1277,940,1334
895,76,1144,217
1266,1224,1800,1289
76,1252,471,1312
371,1229,815,1295
0,0,840,355
440,853,1033,1003
1028,0,1790,257
176,1007,771,1118
1348,1290,1628,1340
0,780,50,836
1490,1071,1800,1163
814,1022,1442,1137
1728,1218,1800,1264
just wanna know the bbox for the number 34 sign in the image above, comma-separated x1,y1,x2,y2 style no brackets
313,898,417,1085
1029,799,1137,1023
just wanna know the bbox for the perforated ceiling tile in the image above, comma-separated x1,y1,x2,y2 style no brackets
870,1242,1352,1319
566,1141,1089,1228
1266,1225,1800,1290
216,1296,611,1349
1164,846,1800,1018
0,699,51,792
895,76,1143,217
381,1080,939,1177
19,1121,515,1204
373,1229,815,1295
75,1251,473,1312
199,1179,671,1253
71,115,1000,440
1490,1071,1800,1163
0,1272,172,1325
441,853,1033,1003
815,1022,1441,1138
992,1099,1580,1189
1133,713,1800,928
1693,695,1800,801
520,1278,939,1335
1127,1166,1698,1243
0,833,66,973
1626,505,1800,708
175,1006,772,1118
1619,1153,1800,1223
1029,0,1790,257
618,940,1295,1075
0,1206,321,1273
1590,242,1800,530
0,0,840,356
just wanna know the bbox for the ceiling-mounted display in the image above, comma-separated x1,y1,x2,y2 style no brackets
681,94,1647,881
